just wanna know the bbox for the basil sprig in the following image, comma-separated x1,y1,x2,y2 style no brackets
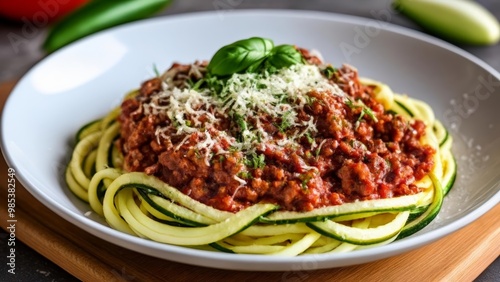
207,37,304,76
264,44,304,71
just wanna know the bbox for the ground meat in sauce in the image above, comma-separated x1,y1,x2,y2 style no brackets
117,49,435,213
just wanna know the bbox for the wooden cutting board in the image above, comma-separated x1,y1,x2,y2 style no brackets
0,81,498,281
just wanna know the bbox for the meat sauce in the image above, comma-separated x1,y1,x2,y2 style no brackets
117,50,435,213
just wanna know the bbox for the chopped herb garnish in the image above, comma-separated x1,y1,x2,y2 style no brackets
274,93,289,104
191,78,205,90
305,151,313,159
299,173,313,190
235,114,247,131
244,153,266,169
305,95,317,106
276,111,293,132
345,98,356,109
305,132,315,145
322,65,336,79
153,63,160,77
314,148,321,159
194,149,202,159
346,98,378,129
238,171,252,179
362,106,378,122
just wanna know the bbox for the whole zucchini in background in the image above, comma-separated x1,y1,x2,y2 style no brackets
394,0,500,45
43,0,173,53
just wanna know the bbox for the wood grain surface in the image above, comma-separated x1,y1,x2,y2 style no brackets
0,81,498,282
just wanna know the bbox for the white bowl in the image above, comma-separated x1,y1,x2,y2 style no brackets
1,10,499,271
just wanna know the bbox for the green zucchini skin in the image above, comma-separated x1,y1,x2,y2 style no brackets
136,189,208,227
394,100,414,117
75,119,101,143
396,174,444,240
260,194,421,225
443,156,457,196
209,242,236,253
306,212,410,245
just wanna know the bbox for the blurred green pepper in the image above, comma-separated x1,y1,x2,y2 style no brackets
43,0,173,53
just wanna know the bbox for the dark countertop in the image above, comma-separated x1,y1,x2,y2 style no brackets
0,1,498,281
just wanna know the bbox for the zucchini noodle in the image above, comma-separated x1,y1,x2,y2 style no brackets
66,70,455,256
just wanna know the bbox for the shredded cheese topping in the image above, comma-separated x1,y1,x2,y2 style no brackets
142,64,345,167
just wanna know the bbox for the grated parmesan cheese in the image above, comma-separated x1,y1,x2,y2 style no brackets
141,64,345,166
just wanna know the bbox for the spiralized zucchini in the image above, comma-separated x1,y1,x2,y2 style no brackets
65,78,455,256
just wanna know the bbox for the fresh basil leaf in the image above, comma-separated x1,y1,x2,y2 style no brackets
245,56,268,73
207,37,274,76
265,44,304,70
